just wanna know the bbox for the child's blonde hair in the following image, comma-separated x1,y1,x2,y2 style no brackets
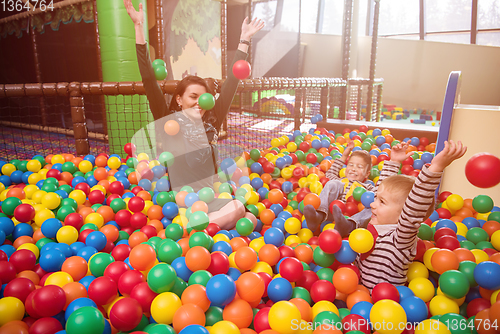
349,150,372,172
380,174,436,221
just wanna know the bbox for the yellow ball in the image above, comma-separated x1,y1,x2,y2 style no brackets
309,181,323,195
429,295,460,316
26,160,42,173
492,230,500,251
45,271,74,288
32,190,47,204
85,213,105,229
370,300,407,334
255,202,266,215
455,222,468,238
249,237,265,253
1,163,16,176
213,233,230,243
28,172,42,185
423,247,439,271
268,301,302,334
210,320,240,334
285,235,301,246
218,192,233,199
38,169,48,178
311,300,339,319
471,248,489,264
244,191,259,205
381,129,391,136
79,160,93,173
137,152,150,161
107,156,121,170
251,261,273,276
445,194,464,211
42,192,61,210
69,190,87,205
51,155,65,164
297,228,313,243
17,242,40,259
285,217,302,234
408,277,435,302
151,292,182,324
0,296,25,326
228,252,241,271
23,185,39,199
306,174,319,183
476,212,491,221
57,225,79,244
34,208,55,227
287,142,298,152
432,122,436,126
407,261,429,282
281,167,293,179
348,228,374,253
271,138,281,147
339,168,346,178
414,319,451,334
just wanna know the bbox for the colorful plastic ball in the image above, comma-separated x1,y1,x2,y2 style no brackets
88,276,118,305
32,284,66,317
264,227,285,247
438,269,470,299
369,299,407,334
65,306,105,334
310,280,336,303
268,301,301,334
85,230,107,251
0,296,26,326
147,263,177,294
400,296,428,324
472,195,494,214
164,120,180,136
30,316,64,334
39,248,66,272
153,63,168,80
334,240,358,264
206,274,237,307
279,257,304,282
198,93,215,110
179,324,210,334
465,152,500,188
348,228,374,254
267,277,293,302
13,203,35,223
188,211,210,231
232,59,252,79
474,261,500,290
234,246,258,271
109,297,143,331
408,277,435,303
129,243,157,271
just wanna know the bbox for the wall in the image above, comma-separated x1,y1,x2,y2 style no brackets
301,33,500,111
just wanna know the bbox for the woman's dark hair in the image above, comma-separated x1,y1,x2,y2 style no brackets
168,76,215,112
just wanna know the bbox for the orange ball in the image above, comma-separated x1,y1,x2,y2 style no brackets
294,244,313,264
290,298,313,322
482,221,500,237
147,219,164,233
137,190,152,201
191,201,209,213
175,191,188,207
475,309,496,334
453,248,476,263
33,228,46,242
100,224,119,243
6,187,26,200
234,246,258,271
172,304,205,333
185,246,211,272
236,272,265,302
17,270,40,285
128,171,139,185
62,282,88,309
128,231,148,248
96,205,115,223
223,299,254,328
94,155,108,167
346,290,372,309
181,284,210,312
259,209,276,226
455,207,473,218
147,205,164,220
0,320,30,334
303,193,321,209
62,256,89,281
164,120,180,136
129,243,157,271
489,253,500,265
177,237,190,256
332,267,359,295
13,236,34,249
268,189,284,205
93,167,108,181
490,301,500,325
229,237,248,251
431,248,459,274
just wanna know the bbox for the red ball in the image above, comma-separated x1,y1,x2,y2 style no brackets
371,282,400,303
465,152,500,188
420,137,430,147
124,143,136,156
329,200,346,214
436,235,460,250
118,270,145,296
205,223,221,237
0,261,17,284
207,251,230,276
438,191,452,203
112,244,132,262
88,190,105,205
310,280,336,303
436,208,452,219
279,257,303,282
104,261,130,283
345,202,359,216
278,245,295,260
232,60,252,80
140,225,157,239
299,142,311,152
295,270,319,291
342,314,371,334
106,194,122,206
318,229,342,254
130,212,148,229
3,277,36,303
466,297,491,318
253,307,271,333
128,196,145,213
29,317,63,334
9,249,36,272
109,181,125,195
115,210,132,227
88,276,118,305
64,212,84,230
13,203,35,223
32,285,66,317
46,169,61,180
401,164,414,175
74,182,91,196
109,297,143,332
129,281,158,314
257,272,273,298
433,227,456,241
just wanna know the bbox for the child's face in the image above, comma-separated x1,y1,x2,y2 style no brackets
177,84,207,120
369,185,405,225
345,156,370,182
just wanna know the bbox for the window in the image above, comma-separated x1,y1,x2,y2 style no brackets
253,1,278,31
477,0,500,46
378,0,419,36
321,0,345,35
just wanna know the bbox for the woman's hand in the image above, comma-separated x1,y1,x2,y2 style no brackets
240,17,265,41
124,0,144,26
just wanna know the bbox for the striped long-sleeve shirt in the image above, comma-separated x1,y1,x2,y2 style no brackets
324,158,401,202
355,165,442,289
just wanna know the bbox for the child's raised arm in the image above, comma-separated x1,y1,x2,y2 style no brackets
340,141,355,163
390,140,414,164
428,140,467,173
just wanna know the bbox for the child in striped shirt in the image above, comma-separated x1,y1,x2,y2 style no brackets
355,140,467,289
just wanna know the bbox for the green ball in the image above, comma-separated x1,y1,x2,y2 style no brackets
188,270,212,286
147,263,177,293
460,240,476,250
110,198,126,212
165,223,184,241
313,311,341,330
61,197,78,210
91,204,102,212
391,140,401,147
189,231,212,250
271,167,281,178
361,141,372,151
44,177,59,186
291,286,312,304
246,204,259,217
439,313,471,334
205,306,224,326
36,237,55,250
65,306,105,334
157,239,182,264
472,195,494,214
18,160,28,172
235,187,248,198
198,93,215,110
438,270,470,299
369,167,380,180
59,184,74,194
88,253,114,277
126,158,138,169
116,230,130,243
315,152,323,163
171,277,188,297
352,187,367,202
74,171,85,178
338,308,351,320
488,211,500,223
313,246,336,267
466,227,490,244
199,187,215,203
246,159,255,168
316,268,335,283
57,205,76,221
144,324,176,334
149,236,163,251
80,223,98,233
188,211,210,232
250,149,261,161
1,197,22,216
458,260,477,287
218,183,233,195
156,192,173,206
62,161,77,174
295,150,305,161
288,200,299,210
152,59,166,68
153,64,167,80
475,240,494,250
236,217,254,236
418,224,434,240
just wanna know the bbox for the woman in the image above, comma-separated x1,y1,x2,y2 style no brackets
124,0,264,229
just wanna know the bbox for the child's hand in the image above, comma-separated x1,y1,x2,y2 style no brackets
428,140,467,173
341,141,355,162
240,17,265,41
124,0,144,26
390,140,413,164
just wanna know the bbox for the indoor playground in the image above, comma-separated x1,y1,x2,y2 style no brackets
1,1,500,334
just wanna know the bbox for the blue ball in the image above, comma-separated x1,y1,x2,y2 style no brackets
380,143,391,151
0,175,11,188
155,178,170,192
0,244,16,258
350,301,372,322
227,267,241,282
272,218,286,233
220,158,237,175
85,231,107,251
71,176,86,188
311,139,322,150
429,211,440,222
360,191,375,208
180,324,210,334
281,181,294,194
52,243,72,258
269,203,284,216
474,261,500,291
117,177,131,190
70,241,86,256
267,277,293,302
41,218,63,239
275,157,287,169
396,285,415,301
334,240,358,264
65,297,97,321
283,155,293,166
0,217,15,236
250,162,263,175
421,152,434,163
257,187,268,200
171,257,193,282
372,129,382,137
77,246,98,262
79,275,96,290
321,140,331,148
435,219,457,232
138,178,152,191
250,177,264,190
10,170,23,184
410,137,420,147
86,175,98,187
39,248,66,272
401,296,428,323
84,155,96,164
22,171,33,184
239,176,251,186
229,230,240,238
413,159,425,170
206,274,236,307
369,149,380,157
278,211,293,220
264,227,285,247
0,230,5,246
212,241,232,256
152,165,166,179
184,193,199,207
462,217,480,229
162,202,179,219
52,163,63,172
311,115,319,124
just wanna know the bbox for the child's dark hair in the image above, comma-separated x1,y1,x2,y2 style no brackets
349,150,372,172
381,174,436,221
169,76,214,112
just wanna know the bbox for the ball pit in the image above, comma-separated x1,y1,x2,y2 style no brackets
1,127,500,334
